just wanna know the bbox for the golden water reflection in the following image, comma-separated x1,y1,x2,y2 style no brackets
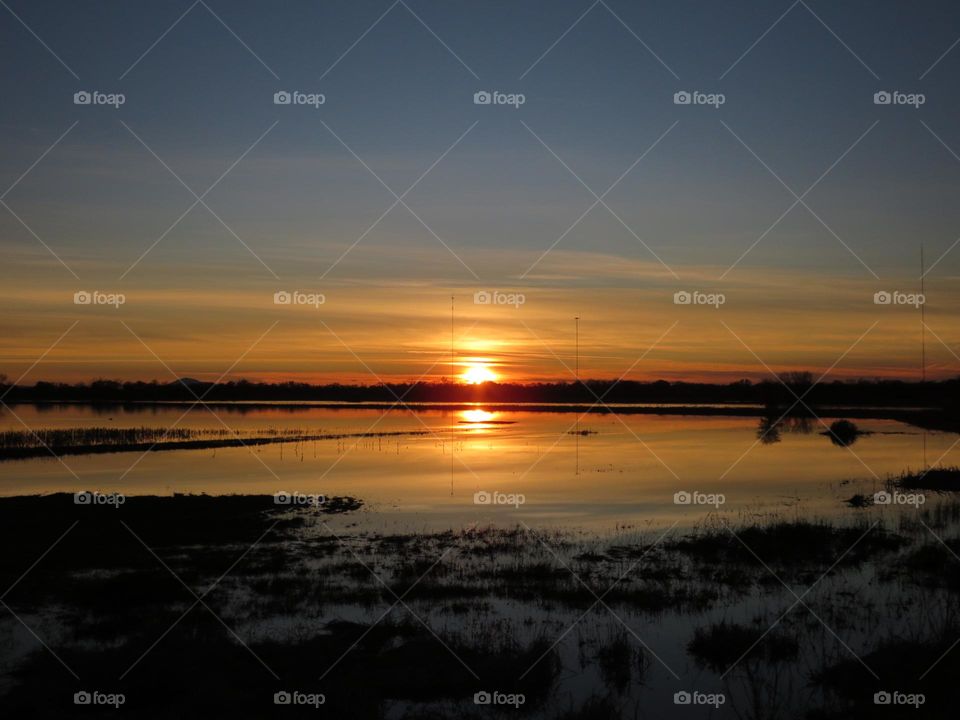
460,409,497,424
1,404,955,532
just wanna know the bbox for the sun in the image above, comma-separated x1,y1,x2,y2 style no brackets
462,363,497,384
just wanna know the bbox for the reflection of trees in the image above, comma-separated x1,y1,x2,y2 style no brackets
757,416,781,444
757,415,814,444
781,416,813,435
827,419,860,446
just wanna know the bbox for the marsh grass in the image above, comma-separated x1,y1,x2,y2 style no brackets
811,631,960,718
1,496,959,718
669,519,907,567
687,621,799,672
896,465,960,492
0,426,430,460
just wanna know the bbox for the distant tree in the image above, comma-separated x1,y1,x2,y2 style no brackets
779,371,813,391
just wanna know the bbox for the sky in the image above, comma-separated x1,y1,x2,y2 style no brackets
2,0,960,384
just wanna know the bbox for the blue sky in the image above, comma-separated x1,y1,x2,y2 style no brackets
2,1,960,382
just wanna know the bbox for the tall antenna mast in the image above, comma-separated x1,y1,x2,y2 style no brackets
921,245,928,468
575,315,581,476
575,316,580,382
450,294,455,493
921,244,926,382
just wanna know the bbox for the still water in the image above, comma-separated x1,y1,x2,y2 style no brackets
0,403,949,530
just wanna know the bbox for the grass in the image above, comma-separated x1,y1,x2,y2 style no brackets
687,620,799,672
896,465,960,492
0,426,430,460
669,519,907,567
0,496,958,718
845,493,874,508
881,540,960,589
812,631,960,718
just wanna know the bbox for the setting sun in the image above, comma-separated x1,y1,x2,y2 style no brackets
461,364,497,384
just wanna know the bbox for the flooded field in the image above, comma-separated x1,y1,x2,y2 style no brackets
0,403,952,530
1,404,958,718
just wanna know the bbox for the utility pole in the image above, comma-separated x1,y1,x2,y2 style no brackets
575,316,580,382
921,246,928,468
921,244,926,382
451,295,455,493
575,315,580,477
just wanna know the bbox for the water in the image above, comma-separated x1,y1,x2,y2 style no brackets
0,403,949,530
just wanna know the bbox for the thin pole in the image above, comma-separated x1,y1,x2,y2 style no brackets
575,315,580,476
450,294,455,493
575,316,580,382
921,246,928,468
921,244,926,382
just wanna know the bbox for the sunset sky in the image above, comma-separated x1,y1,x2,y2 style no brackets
2,0,960,384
